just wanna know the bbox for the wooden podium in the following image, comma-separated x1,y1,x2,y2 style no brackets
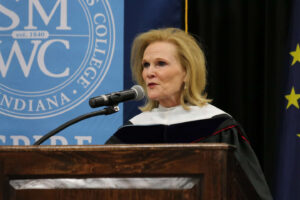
0,144,259,200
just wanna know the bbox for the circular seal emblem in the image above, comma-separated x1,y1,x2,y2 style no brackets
0,0,115,119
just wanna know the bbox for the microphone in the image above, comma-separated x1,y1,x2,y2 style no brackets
89,85,145,108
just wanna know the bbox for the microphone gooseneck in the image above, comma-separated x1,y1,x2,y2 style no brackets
34,86,144,145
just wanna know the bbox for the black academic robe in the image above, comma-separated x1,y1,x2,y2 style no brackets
106,104,273,200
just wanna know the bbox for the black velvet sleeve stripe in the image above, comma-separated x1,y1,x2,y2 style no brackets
191,125,238,143
105,114,232,144
105,121,133,144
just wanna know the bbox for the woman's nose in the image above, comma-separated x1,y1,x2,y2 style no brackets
145,65,155,78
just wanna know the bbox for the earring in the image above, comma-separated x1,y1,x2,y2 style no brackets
184,83,187,90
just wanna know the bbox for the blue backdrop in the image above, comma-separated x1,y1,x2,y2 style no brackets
0,0,182,145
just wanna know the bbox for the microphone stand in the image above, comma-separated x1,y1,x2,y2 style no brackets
33,105,120,145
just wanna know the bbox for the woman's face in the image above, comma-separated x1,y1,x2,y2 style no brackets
142,41,186,107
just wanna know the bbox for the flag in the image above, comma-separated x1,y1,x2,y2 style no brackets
276,0,300,199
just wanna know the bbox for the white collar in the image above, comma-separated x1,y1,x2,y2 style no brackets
130,104,229,126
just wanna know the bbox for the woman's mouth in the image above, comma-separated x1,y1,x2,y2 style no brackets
147,83,157,88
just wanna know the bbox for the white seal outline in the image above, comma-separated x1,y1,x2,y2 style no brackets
0,0,116,119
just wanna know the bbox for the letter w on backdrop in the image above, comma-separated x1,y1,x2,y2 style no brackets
0,0,182,145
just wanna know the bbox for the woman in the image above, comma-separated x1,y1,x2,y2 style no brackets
106,28,272,199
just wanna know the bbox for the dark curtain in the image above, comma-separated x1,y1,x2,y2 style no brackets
188,0,291,193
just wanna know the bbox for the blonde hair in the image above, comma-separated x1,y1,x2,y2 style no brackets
131,27,211,111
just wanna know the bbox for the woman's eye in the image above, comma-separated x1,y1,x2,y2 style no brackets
157,61,167,66
142,62,150,68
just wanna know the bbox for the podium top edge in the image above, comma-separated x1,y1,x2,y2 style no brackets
0,143,235,152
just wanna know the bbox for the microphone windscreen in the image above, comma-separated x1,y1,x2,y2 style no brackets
131,85,145,100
